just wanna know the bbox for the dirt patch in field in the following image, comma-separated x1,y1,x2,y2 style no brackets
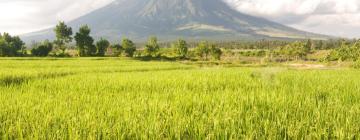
286,64,329,69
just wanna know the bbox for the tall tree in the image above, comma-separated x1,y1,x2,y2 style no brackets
54,21,73,54
74,25,95,56
96,38,110,56
144,36,160,57
317,40,324,50
172,39,188,58
0,38,6,56
304,39,312,53
0,32,25,56
122,38,136,57
209,44,222,60
195,41,210,60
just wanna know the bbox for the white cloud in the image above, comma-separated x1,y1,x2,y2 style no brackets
0,0,114,35
225,0,360,38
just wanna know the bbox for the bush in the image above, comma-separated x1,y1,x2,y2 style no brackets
144,36,160,57
325,50,340,61
275,41,309,60
195,41,210,60
209,45,222,60
31,40,53,57
110,44,123,57
96,38,110,56
172,39,188,58
122,38,136,57
324,40,360,62
353,59,360,69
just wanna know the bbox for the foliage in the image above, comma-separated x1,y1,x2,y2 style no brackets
122,38,136,57
194,41,222,60
110,44,123,56
172,39,188,58
31,40,53,57
144,36,160,57
352,59,360,69
95,38,110,56
209,44,222,60
325,40,360,61
275,41,310,60
2,32,360,64
54,21,73,53
239,50,267,57
195,41,210,60
304,39,312,53
325,50,340,61
74,25,95,56
0,32,25,57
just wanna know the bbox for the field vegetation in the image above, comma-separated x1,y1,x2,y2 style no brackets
1,58,360,139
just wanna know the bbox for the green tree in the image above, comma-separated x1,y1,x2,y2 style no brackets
0,32,25,56
2,33,12,42
74,25,95,56
144,36,160,57
316,40,324,50
122,38,136,57
96,38,110,56
326,40,360,62
337,41,352,61
0,39,6,56
209,44,222,60
352,40,360,61
305,39,312,53
278,41,308,60
195,41,210,60
54,21,73,54
110,44,123,56
172,39,188,58
31,40,53,57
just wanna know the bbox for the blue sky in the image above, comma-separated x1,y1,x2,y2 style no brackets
0,0,359,38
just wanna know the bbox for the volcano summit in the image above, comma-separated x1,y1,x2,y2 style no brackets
22,0,327,42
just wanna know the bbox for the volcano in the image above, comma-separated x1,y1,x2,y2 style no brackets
22,0,328,42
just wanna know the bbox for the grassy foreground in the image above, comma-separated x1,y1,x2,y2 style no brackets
0,58,360,139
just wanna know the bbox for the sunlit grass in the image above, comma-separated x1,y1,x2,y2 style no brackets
1,58,360,139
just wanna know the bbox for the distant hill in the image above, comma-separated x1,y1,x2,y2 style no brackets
21,0,329,42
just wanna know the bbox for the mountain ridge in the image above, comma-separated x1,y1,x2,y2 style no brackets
21,0,329,42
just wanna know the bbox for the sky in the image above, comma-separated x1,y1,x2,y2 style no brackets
0,0,359,38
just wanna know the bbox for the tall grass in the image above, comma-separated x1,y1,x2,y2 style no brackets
0,58,360,139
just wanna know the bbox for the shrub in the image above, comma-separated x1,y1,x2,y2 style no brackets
144,36,160,57
195,41,210,60
96,38,110,56
353,59,360,69
31,40,53,57
122,38,136,57
209,45,222,60
172,39,188,58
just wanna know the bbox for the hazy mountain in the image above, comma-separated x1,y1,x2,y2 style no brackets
22,0,328,42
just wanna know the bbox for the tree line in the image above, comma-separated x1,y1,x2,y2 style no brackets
0,33,26,56
2,21,360,63
1,21,222,60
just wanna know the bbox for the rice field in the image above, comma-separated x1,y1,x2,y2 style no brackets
0,58,360,139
